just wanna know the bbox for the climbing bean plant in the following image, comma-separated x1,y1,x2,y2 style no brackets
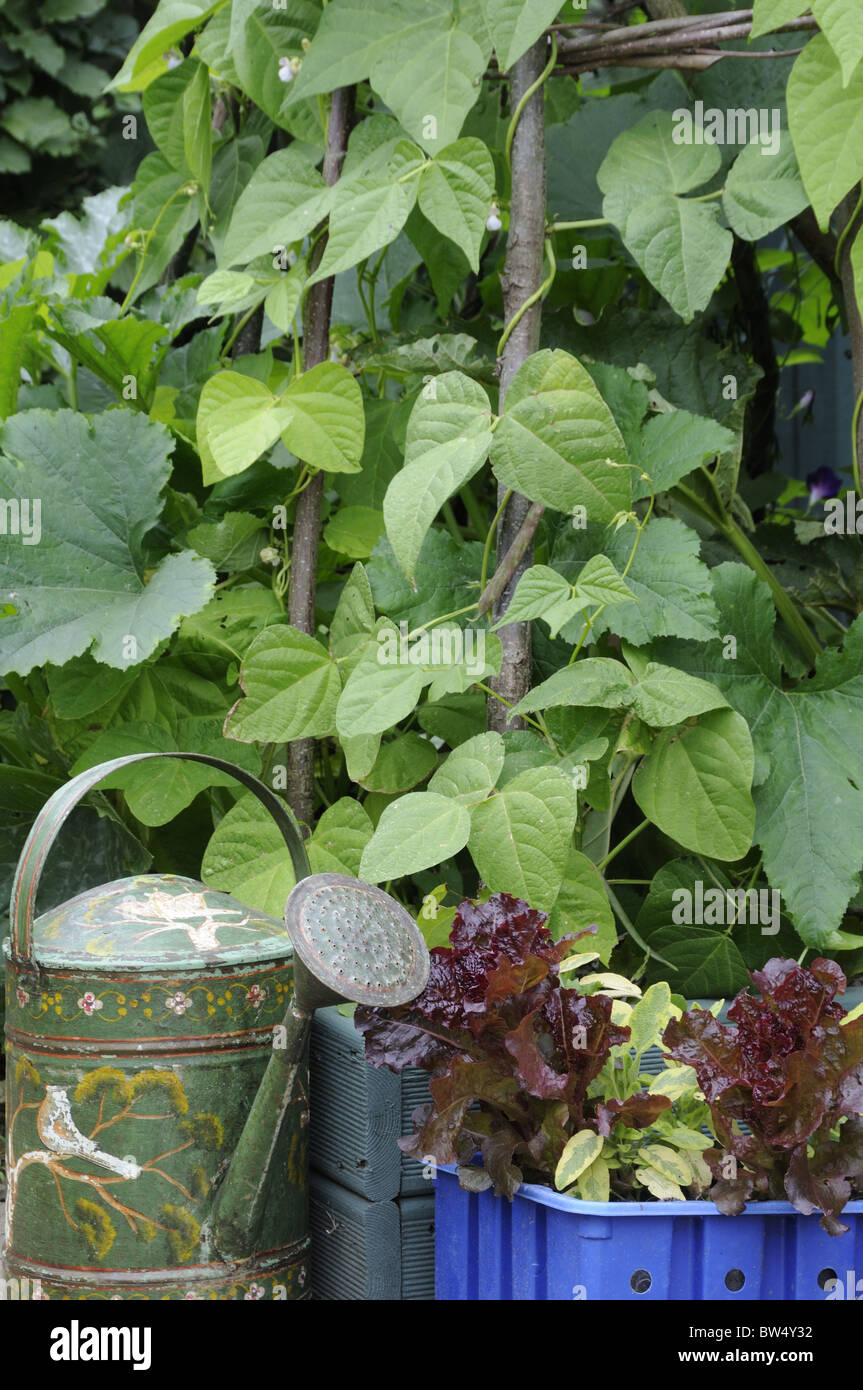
2,0,863,1000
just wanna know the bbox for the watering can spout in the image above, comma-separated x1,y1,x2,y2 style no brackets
210,873,430,1263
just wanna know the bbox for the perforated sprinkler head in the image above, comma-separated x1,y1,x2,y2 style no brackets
284,872,429,1010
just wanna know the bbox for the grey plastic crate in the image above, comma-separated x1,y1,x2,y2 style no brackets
309,1006,431,1199
399,1194,436,1300
309,1173,434,1301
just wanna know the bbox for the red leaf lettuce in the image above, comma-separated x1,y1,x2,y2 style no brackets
356,893,650,1197
662,957,863,1234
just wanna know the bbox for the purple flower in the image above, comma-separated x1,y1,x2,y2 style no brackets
806,465,841,505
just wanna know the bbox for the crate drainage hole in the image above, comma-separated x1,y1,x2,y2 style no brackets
630,1270,652,1294
725,1269,745,1292
817,1268,838,1291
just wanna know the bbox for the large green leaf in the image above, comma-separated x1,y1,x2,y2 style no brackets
490,349,630,521
186,511,265,573
657,563,863,947
360,791,471,881
336,621,426,737
634,859,752,996
576,554,635,606
323,507,385,560
383,371,492,580
723,131,809,241
553,518,719,644
750,0,807,40
360,733,437,793
202,792,296,917
308,140,425,284
289,0,488,151
370,21,487,152
142,57,211,192
46,300,168,404
307,797,374,876
207,134,266,262
0,305,35,420
179,588,283,662
548,848,617,964
0,411,214,676
481,0,564,71
515,658,636,716
428,729,504,804
197,362,363,483
129,152,200,298
632,707,755,861
645,926,750,998
629,663,728,727
182,57,212,193
633,410,736,500
290,0,457,94
417,138,495,272
197,372,294,484
224,626,342,742
143,62,197,169
367,530,484,630
69,720,259,826
787,34,863,229
468,766,577,910
516,654,726,729
494,565,586,636
111,0,226,90
221,147,331,268
229,0,320,132
329,562,376,676
598,112,732,321
279,361,365,474
812,0,863,85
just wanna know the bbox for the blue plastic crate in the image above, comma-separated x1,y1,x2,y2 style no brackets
435,1166,863,1301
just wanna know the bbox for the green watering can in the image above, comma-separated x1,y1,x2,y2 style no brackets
3,752,429,1301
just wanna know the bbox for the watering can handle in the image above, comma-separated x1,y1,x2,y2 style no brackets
9,751,311,963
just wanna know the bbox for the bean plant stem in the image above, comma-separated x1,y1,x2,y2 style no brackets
598,819,650,872
488,38,549,735
504,34,557,171
480,488,512,595
286,85,354,828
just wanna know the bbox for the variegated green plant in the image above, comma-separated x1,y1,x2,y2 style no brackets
554,981,718,1203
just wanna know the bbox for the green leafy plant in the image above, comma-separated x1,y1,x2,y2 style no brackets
0,0,146,217
555,978,715,1203
2,0,863,1021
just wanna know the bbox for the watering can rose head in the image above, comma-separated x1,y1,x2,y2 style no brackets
662,957,863,1235
356,892,659,1198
